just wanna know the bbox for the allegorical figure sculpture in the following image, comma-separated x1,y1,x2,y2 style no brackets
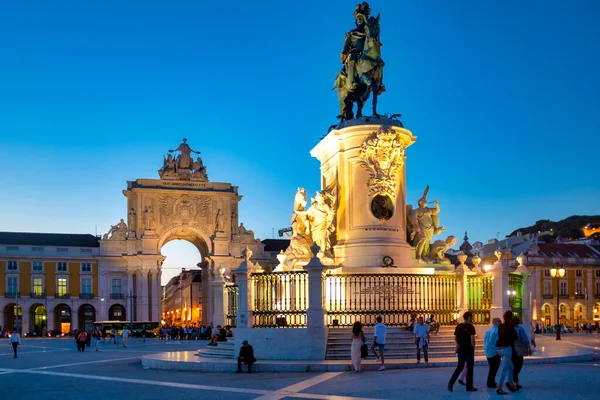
143,206,155,230
406,186,445,262
430,235,456,264
169,138,200,170
334,2,385,121
192,156,208,181
128,208,137,232
215,209,224,232
288,189,337,259
103,219,127,240
158,154,178,178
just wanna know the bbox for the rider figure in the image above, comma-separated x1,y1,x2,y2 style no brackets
340,2,370,91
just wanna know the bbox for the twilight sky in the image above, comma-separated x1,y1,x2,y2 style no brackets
1,1,599,284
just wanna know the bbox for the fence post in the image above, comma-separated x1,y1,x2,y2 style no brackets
211,270,227,328
490,249,511,323
514,253,532,329
304,243,326,328
455,253,475,322
232,247,263,329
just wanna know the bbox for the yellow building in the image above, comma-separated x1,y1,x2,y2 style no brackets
0,232,117,335
482,241,600,326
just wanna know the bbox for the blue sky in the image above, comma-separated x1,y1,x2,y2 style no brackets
1,1,599,284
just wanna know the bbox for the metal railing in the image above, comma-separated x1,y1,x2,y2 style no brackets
252,271,308,328
110,293,125,299
225,284,238,328
4,292,20,299
79,293,95,300
55,294,70,299
30,292,46,299
324,273,458,327
543,294,554,299
467,275,492,324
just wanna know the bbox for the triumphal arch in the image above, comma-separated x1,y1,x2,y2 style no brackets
98,139,267,324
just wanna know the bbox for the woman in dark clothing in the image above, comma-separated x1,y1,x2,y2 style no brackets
511,316,531,389
495,310,518,395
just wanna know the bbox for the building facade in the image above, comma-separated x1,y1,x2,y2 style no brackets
162,268,203,326
0,232,114,334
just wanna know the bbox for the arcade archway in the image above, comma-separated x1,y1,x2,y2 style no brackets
54,304,72,334
3,303,22,331
29,304,47,333
78,304,96,331
109,304,126,321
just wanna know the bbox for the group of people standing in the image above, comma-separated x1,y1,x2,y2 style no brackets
448,310,532,394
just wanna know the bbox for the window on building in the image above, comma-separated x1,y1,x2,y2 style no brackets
57,278,67,296
544,281,552,296
81,278,92,294
560,304,566,313
112,279,122,294
596,282,600,296
7,246,19,251
576,270,582,277
7,277,18,294
32,247,44,252
543,304,551,314
7,261,18,271
81,263,92,272
560,282,568,296
57,262,67,272
32,261,43,272
33,277,44,296
596,270,600,278
56,247,68,253
80,248,92,253
576,282,583,296
544,269,550,277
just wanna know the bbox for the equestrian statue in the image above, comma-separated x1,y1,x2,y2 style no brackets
334,2,385,121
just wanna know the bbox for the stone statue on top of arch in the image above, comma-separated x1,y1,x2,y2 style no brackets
169,138,200,170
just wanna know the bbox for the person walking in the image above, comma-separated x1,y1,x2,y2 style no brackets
414,316,430,365
511,316,531,390
448,312,477,392
9,329,21,358
496,310,518,394
484,318,502,388
122,327,129,348
76,330,88,352
93,328,101,351
115,330,121,348
351,321,366,372
371,316,387,371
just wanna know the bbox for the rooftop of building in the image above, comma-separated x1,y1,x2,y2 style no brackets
0,231,100,247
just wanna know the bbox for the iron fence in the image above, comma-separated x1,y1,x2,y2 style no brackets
225,284,238,328
324,274,458,327
467,275,492,324
252,271,308,328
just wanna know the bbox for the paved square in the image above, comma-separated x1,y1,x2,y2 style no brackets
1,335,599,399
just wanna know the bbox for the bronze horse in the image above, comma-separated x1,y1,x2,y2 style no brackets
335,15,385,121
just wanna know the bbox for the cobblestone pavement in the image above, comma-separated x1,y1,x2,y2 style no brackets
0,334,598,400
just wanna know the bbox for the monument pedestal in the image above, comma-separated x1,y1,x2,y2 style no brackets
310,117,417,269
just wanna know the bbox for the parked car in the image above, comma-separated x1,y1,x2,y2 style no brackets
46,330,63,337
564,325,574,333
25,330,44,337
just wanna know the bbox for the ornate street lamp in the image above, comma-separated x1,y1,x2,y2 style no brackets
550,266,566,340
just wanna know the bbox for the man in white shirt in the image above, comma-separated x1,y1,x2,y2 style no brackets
414,316,430,365
9,329,21,358
372,316,387,371
483,318,502,388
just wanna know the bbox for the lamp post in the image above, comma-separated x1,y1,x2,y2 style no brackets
550,265,566,340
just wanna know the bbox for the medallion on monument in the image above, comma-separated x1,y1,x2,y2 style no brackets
358,127,406,203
